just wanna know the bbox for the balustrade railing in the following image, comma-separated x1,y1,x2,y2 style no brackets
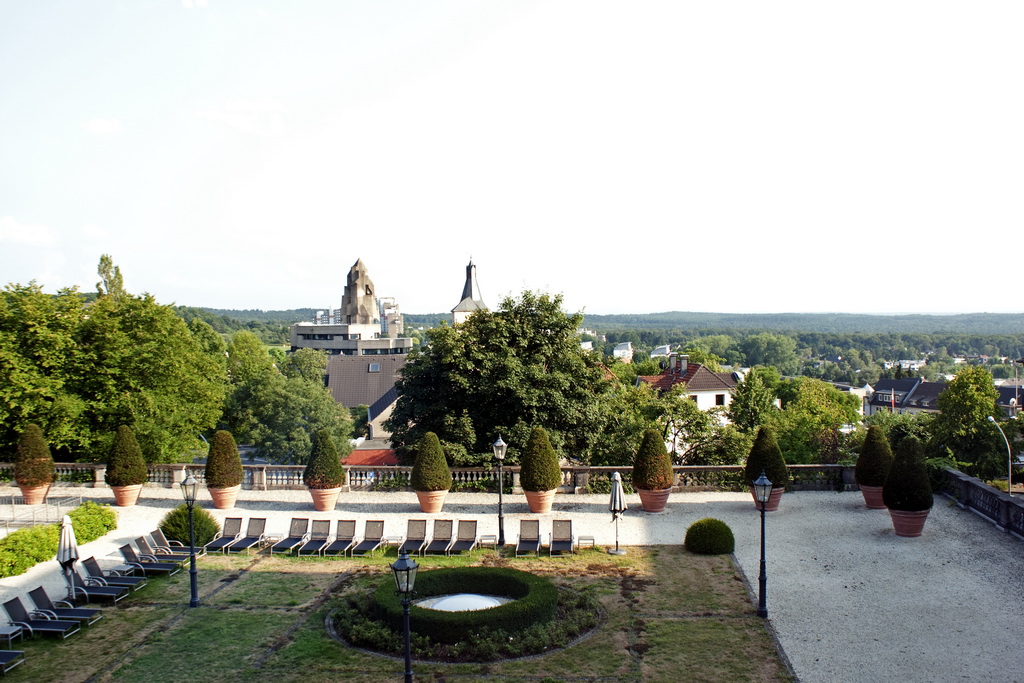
0,462,857,494
942,469,1024,539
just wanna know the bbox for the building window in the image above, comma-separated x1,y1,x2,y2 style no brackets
689,395,698,402
715,394,726,406
368,363,381,373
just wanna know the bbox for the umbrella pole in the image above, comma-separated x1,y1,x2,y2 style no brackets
609,516,626,555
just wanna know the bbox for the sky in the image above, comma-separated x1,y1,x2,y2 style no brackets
2,1,1022,316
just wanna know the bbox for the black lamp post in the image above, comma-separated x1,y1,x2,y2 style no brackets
390,550,419,683
180,474,200,608
752,470,772,619
492,435,507,547
988,416,1014,497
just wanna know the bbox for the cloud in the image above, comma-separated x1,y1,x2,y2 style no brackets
82,117,122,137
195,99,286,135
0,216,57,246
182,0,208,8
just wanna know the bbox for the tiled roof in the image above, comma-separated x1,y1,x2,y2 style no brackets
638,363,737,393
344,449,398,466
326,355,408,408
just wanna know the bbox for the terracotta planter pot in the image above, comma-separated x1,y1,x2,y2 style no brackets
637,487,671,513
888,508,930,537
309,486,342,512
209,484,242,510
415,490,448,513
859,484,886,510
751,486,785,512
111,484,143,507
524,489,557,514
18,484,50,505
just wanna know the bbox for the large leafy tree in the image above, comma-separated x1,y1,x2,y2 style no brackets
930,365,1001,478
222,331,351,463
727,367,779,433
72,286,227,462
0,283,87,453
1,259,228,461
769,377,860,464
385,291,606,464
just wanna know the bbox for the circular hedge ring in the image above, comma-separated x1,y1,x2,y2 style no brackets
373,567,558,644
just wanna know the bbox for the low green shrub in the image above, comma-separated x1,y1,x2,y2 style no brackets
684,517,735,555
410,432,452,492
303,429,345,489
68,500,118,543
14,423,55,487
105,425,148,487
373,567,558,644
0,500,118,578
372,472,409,491
158,504,221,546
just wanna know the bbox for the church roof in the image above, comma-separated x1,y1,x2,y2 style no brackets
452,260,486,313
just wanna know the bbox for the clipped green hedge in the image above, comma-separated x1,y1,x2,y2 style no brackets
373,567,558,644
0,500,118,578
159,503,220,547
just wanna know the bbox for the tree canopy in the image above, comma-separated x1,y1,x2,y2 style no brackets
386,291,607,464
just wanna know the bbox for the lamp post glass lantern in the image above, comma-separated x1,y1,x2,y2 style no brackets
391,550,419,683
753,470,771,619
180,475,200,608
493,435,507,546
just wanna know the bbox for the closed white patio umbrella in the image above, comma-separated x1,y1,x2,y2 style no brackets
608,471,628,555
56,515,80,601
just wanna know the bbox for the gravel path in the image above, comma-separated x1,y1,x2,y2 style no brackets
1,486,1021,682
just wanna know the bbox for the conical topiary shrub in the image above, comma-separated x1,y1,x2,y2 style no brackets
520,426,561,513
632,429,675,512
304,429,345,511
14,424,55,504
205,430,244,510
411,432,452,513
855,425,893,509
105,425,148,506
743,426,790,511
883,436,933,537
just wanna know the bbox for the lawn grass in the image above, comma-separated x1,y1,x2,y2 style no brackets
3,546,792,682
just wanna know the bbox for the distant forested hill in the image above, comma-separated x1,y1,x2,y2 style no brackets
577,311,1024,335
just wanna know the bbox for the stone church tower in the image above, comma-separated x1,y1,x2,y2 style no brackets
452,259,487,325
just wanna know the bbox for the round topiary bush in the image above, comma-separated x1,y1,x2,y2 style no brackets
14,423,55,488
205,430,243,488
303,429,345,489
372,567,558,644
158,503,221,547
632,428,674,491
410,432,452,492
856,425,894,487
519,426,561,493
743,426,790,489
105,425,148,487
684,517,735,555
883,436,933,512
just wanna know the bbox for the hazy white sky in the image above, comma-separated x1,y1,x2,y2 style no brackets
2,1,1022,315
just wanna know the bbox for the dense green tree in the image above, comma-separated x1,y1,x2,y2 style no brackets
386,291,606,464
589,382,665,466
72,286,227,462
930,365,1001,478
740,334,800,374
0,284,87,454
279,347,328,383
727,368,779,433
864,410,933,451
222,331,352,463
769,378,860,464
1,259,227,461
